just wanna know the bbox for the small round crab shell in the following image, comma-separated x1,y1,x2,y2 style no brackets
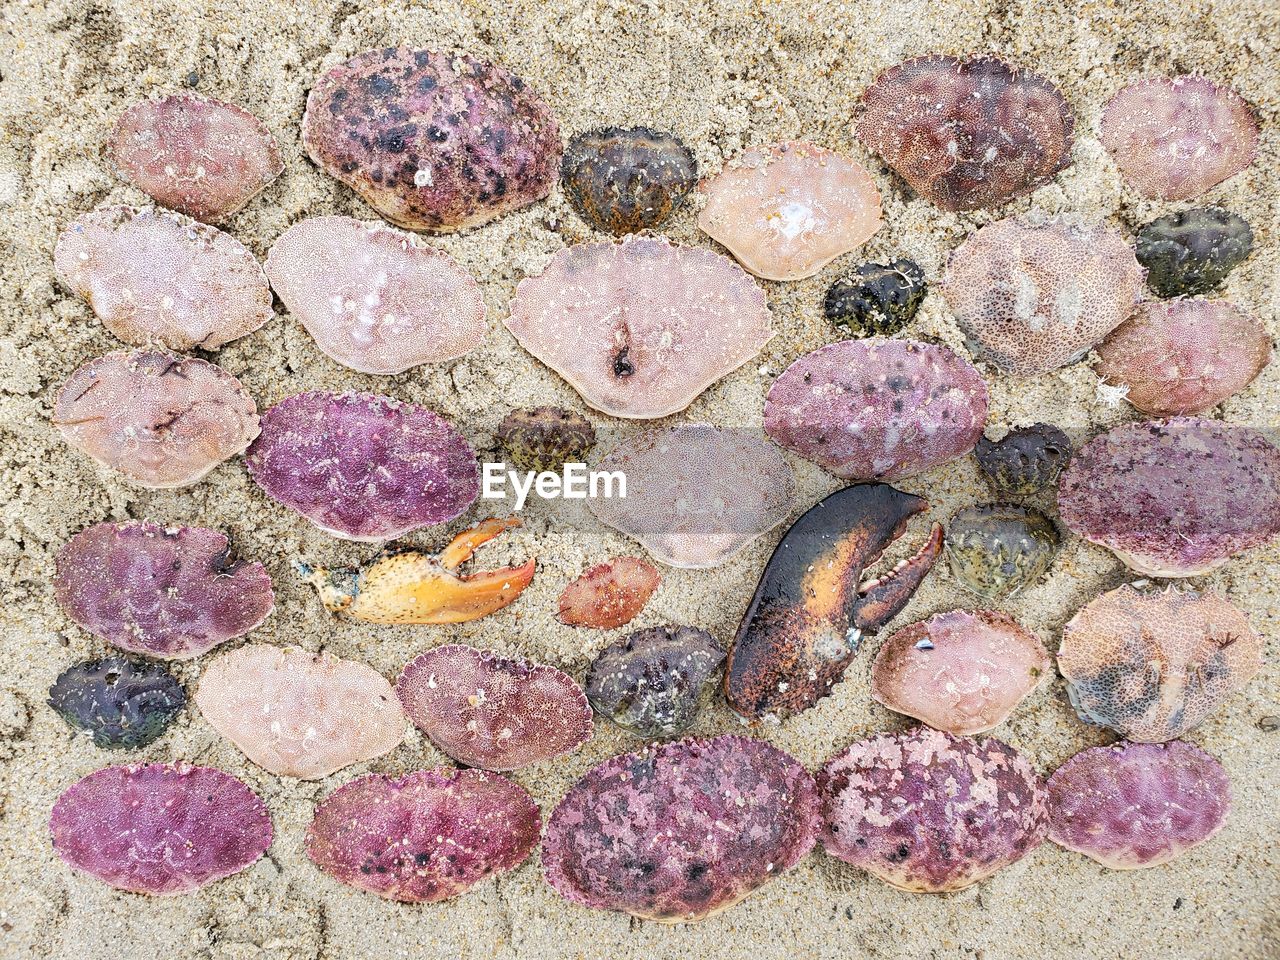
47,657,186,750
819,727,1048,893
542,735,819,922
395,644,592,771
1100,76,1258,201
871,610,1050,735
1057,418,1280,576
54,206,273,351
244,391,478,541
306,768,540,903
195,645,407,779
557,557,661,629
1046,741,1231,869
1094,299,1272,417
108,93,283,223
264,216,486,374
588,424,795,568
1057,583,1262,742
561,126,697,235
50,763,272,895
504,235,773,419
697,140,882,281
53,350,259,489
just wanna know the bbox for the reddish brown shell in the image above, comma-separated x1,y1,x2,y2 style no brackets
557,557,661,628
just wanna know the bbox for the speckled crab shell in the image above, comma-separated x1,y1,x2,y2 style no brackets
557,557,661,629
561,126,697,235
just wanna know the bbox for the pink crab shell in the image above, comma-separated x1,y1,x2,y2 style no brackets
54,206,274,351
108,93,283,223
504,235,773,418
543,735,820,922
871,609,1050,735
54,520,274,659
1094,299,1272,416
395,644,592,771
264,216,486,374
697,140,883,281
195,645,407,779
53,350,259,489
244,391,478,541
50,763,272,895
557,557,661,628
1100,76,1259,201
819,727,1049,893
764,339,988,480
1057,417,1280,576
1047,741,1231,869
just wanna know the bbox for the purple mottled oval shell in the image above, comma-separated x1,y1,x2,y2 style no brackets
543,735,820,922
244,391,479,541
50,763,272,894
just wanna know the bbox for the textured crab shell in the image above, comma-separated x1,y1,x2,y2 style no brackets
1100,76,1258,201
50,763,272,894
557,557,661,628
53,350,259,489
857,55,1074,211
302,47,560,232
543,735,820,922
306,768,540,902
697,140,882,281
108,93,283,223
1046,741,1231,869
1057,583,1262,742
1094,299,1271,417
55,521,274,659
561,126,697,235
195,645,406,779
1057,418,1280,576
244,391,478,541
1135,207,1254,298
824,259,927,337
819,727,1048,893
588,424,795,568
974,423,1072,497
264,215,486,374
764,339,988,480
945,504,1060,599
47,657,186,750
396,644,592,771
504,235,773,418
871,610,1049,735
496,406,596,473
54,206,273,351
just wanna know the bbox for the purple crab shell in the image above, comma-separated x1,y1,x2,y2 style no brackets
50,763,272,894
244,391,479,541
54,521,274,659
765,339,988,480
1047,741,1231,869
306,768,540,902
543,735,819,922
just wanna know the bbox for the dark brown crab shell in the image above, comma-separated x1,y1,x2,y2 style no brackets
561,126,697,235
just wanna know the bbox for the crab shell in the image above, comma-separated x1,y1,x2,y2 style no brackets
561,126,697,235
557,557,661,629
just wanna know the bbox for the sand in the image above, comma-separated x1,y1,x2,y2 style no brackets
1,0,1277,957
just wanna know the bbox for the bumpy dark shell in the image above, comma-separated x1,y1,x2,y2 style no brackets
974,424,1073,497
946,504,1059,598
496,406,596,473
824,259,926,336
48,657,185,750
562,127,696,235
1135,208,1254,298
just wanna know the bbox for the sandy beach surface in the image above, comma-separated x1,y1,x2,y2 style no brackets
0,0,1277,957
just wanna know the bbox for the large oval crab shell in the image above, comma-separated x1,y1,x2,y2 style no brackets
504,235,773,419
306,768,539,902
858,55,1075,212
302,47,560,232
244,391,478,541
819,727,1048,893
764,339,988,481
54,206,273,351
543,735,820,922
264,215,486,374
108,93,283,223
1057,418,1280,576
1057,583,1262,742
53,350,260,489
395,644,592,771
1100,76,1258,201
942,218,1145,375
54,521,274,659
697,140,883,281
1047,741,1231,869
50,763,272,894
588,424,795,568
